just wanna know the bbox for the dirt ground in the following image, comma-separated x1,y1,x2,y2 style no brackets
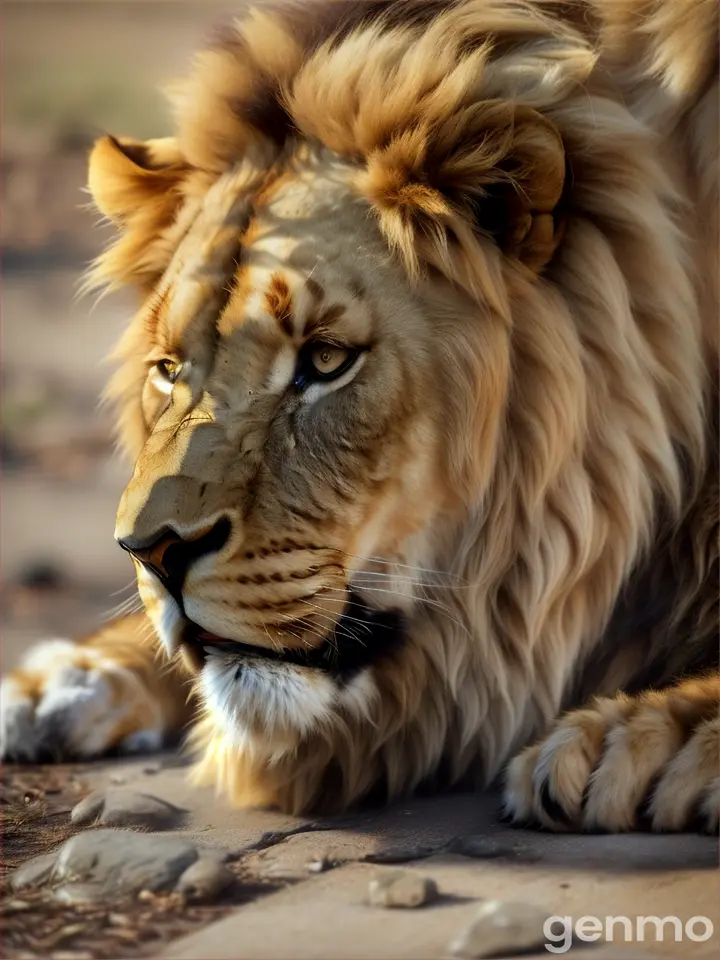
3,756,717,960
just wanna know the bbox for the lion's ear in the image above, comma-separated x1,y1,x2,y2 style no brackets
361,105,567,277
85,136,193,291
461,109,567,274
88,135,188,223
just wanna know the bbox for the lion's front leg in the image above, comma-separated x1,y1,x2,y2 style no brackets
503,674,719,833
0,613,191,762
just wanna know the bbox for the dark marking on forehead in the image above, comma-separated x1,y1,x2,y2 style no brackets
265,271,294,338
217,217,262,337
204,247,247,343
305,277,325,303
221,251,246,305
348,277,366,300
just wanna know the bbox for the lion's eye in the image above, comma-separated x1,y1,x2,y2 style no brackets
295,341,360,387
310,343,350,376
152,359,183,394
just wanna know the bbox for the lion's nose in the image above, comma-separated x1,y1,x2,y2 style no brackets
117,518,231,590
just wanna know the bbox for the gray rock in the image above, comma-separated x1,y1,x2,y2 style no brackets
54,882,109,905
56,829,198,897
10,852,58,890
10,828,230,903
448,836,541,862
368,869,438,908
364,844,440,864
449,899,550,958
177,859,234,900
70,788,184,830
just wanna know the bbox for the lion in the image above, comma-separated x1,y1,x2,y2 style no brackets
2,0,718,834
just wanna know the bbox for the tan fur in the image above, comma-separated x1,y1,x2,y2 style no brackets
506,675,720,831
3,1,717,831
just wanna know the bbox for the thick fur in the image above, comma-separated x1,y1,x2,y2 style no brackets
2,0,717,832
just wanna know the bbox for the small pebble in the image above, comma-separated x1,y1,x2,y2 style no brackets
143,763,161,775
365,844,438,864
176,859,234,900
368,869,438,908
449,837,517,859
449,836,541,863
108,913,132,927
449,899,549,958
4,899,32,912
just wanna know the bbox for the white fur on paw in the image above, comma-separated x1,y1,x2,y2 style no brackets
0,677,38,761
502,744,541,825
119,729,164,755
21,637,79,674
0,638,162,762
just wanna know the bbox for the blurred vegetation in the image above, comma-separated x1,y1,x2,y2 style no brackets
6,60,169,149
2,2,237,259
4,1,238,152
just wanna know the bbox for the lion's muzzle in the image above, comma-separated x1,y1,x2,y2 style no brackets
117,517,231,604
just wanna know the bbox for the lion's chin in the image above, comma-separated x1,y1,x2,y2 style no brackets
196,638,387,748
181,592,406,682
181,594,404,745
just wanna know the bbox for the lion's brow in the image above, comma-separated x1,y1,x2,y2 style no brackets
302,303,347,338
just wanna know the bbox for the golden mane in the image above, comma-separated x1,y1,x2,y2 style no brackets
75,0,718,816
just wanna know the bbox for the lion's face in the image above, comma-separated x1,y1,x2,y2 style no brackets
111,146,483,744
87,0,578,756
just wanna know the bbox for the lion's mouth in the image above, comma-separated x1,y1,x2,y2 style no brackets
182,591,405,681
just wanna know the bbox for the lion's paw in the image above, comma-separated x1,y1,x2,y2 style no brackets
503,678,720,834
0,638,164,762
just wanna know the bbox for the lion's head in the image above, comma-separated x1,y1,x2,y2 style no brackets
87,1,705,811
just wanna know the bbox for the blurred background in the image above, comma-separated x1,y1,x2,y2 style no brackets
2,1,237,669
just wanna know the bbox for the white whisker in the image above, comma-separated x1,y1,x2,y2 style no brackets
108,580,142,598
101,595,145,621
345,585,472,640
338,551,468,584
351,570,478,591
